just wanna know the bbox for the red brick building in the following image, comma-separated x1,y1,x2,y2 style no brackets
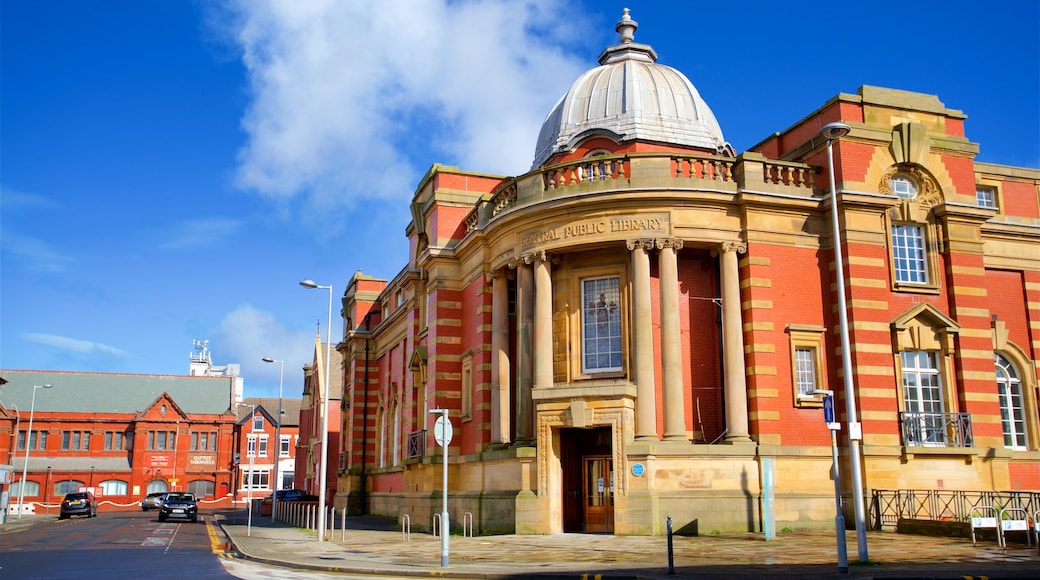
0,369,238,515
234,397,300,501
329,10,1039,536
295,337,342,505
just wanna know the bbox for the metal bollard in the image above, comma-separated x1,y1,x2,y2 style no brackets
667,515,675,575
433,513,441,537
401,513,411,542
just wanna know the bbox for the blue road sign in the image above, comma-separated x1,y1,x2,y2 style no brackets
823,394,834,423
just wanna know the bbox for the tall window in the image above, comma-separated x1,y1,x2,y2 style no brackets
582,276,622,373
17,430,46,451
460,358,473,420
279,435,291,457
253,414,264,431
892,224,928,284
794,348,818,397
257,435,269,458
191,432,215,451
247,435,257,457
104,431,125,451
62,431,90,451
901,351,944,445
147,431,175,450
996,354,1027,450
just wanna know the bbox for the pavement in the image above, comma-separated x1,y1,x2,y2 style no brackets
5,510,1039,579
211,510,1040,580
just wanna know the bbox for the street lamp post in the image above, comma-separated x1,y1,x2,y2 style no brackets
262,357,284,524
820,121,869,562
301,279,334,542
18,384,53,519
245,403,257,537
814,389,848,574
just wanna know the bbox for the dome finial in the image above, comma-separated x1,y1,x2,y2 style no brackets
616,8,637,43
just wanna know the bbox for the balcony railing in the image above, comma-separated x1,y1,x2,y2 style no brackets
899,412,973,448
407,429,426,459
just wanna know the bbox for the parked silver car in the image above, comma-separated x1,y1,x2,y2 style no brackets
140,492,167,511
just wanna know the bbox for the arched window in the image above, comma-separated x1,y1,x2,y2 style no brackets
98,479,128,496
54,480,85,496
146,479,169,494
10,480,40,498
187,479,214,499
996,354,1027,450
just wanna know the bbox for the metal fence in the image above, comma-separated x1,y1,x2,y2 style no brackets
871,489,1040,529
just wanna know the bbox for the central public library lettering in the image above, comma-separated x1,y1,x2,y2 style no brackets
519,215,668,248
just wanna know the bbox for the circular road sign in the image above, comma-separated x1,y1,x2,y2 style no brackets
434,415,454,447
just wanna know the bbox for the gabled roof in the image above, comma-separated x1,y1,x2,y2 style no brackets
238,397,301,427
0,370,234,415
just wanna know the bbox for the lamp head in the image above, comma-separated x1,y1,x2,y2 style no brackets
262,357,276,363
299,279,318,289
36,384,54,390
818,122,851,141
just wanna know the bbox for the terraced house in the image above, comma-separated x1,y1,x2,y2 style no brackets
330,10,1039,536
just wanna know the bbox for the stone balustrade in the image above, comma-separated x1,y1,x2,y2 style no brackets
472,151,819,232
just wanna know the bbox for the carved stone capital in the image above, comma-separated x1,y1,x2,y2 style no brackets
721,241,747,254
655,238,684,251
522,251,556,265
486,267,517,283
626,238,656,251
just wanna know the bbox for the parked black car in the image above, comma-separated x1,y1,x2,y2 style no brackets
265,489,318,503
59,492,97,519
140,491,167,511
157,492,198,522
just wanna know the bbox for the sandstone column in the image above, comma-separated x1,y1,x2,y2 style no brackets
514,259,535,441
488,269,511,444
628,239,657,439
657,239,686,441
531,252,553,391
718,242,750,442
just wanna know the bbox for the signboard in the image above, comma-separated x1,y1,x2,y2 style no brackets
434,415,453,447
631,463,645,477
822,395,834,423
149,455,171,468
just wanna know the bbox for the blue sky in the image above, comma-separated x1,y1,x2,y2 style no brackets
2,0,1038,399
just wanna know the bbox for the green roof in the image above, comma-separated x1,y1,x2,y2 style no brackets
0,370,234,415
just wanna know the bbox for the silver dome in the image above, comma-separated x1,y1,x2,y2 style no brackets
531,9,730,169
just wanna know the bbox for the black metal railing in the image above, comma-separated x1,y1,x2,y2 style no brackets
871,489,1040,529
407,429,426,459
899,412,973,447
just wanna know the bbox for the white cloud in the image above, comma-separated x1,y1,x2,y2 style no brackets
1,185,59,210
1,231,73,273
213,304,315,396
22,333,131,358
216,0,590,218
160,218,243,250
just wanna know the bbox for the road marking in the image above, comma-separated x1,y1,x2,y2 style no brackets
206,519,227,556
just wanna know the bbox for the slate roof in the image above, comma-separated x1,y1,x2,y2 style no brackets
237,397,301,427
0,369,235,415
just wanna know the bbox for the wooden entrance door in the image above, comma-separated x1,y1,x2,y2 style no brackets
583,456,613,533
